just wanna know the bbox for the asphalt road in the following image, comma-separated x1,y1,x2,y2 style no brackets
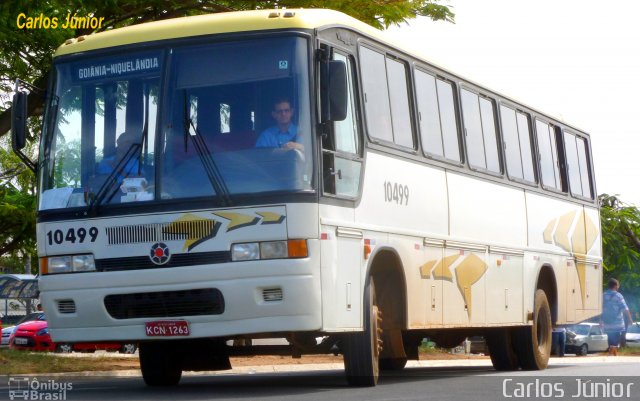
2,358,640,401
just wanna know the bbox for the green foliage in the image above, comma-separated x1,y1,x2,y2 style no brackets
599,194,640,317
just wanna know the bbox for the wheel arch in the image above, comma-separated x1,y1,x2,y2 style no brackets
364,246,408,330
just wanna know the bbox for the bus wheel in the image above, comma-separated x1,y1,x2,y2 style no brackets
343,279,382,386
379,329,408,371
139,342,182,386
486,329,519,371
515,289,552,370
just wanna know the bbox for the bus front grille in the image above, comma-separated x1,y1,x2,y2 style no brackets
95,251,231,271
104,288,225,319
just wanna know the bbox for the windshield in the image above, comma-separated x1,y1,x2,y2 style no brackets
628,324,640,334
39,36,312,211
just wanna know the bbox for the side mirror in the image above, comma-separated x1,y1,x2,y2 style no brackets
11,91,28,151
321,60,348,122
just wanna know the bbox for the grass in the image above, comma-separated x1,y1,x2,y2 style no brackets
0,348,139,375
617,346,640,356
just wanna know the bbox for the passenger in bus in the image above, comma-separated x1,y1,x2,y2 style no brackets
96,131,143,181
255,98,304,150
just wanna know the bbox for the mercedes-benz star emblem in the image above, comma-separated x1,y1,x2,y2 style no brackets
150,242,171,265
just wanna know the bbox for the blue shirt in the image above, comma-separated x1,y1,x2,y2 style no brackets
255,124,298,148
603,289,629,331
96,156,141,183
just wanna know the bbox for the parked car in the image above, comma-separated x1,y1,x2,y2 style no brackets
9,319,137,354
1,312,46,346
625,322,640,347
565,323,609,355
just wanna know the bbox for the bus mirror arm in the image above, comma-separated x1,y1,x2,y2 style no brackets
320,60,348,123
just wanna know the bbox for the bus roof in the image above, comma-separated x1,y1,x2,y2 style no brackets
54,9,381,57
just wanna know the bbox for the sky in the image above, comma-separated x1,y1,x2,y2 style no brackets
385,0,640,206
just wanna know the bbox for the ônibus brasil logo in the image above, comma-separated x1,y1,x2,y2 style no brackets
149,242,171,265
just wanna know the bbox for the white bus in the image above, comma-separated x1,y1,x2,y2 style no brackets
12,9,602,386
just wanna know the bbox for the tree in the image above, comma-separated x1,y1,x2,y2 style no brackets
599,194,640,317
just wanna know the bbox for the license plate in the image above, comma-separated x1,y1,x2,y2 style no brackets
14,337,28,345
145,320,190,337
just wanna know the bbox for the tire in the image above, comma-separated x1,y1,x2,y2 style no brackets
343,279,382,387
119,343,137,354
380,328,408,371
54,343,73,353
379,356,408,371
486,329,519,371
139,342,182,386
514,289,552,370
579,343,588,356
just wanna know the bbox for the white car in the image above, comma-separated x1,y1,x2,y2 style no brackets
1,313,46,346
565,323,609,355
625,323,640,347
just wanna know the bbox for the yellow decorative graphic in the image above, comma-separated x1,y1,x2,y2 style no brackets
554,211,576,252
214,212,260,232
571,210,587,255
584,211,599,253
576,261,587,308
543,209,601,308
419,260,437,279
164,214,221,251
431,254,459,281
256,212,286,225
543,218,557,244
455,253,488,319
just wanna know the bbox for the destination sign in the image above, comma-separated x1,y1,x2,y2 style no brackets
71,52,162,82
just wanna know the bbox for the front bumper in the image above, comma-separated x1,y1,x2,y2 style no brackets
40,242,322,343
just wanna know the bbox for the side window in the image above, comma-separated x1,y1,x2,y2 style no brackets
564,131,593,199
359,46,392,143
499,105,535,183
460,89,500,173
359,45,414,148
385,58,413,148
414,69,460,162
322,50,362,198
535,120,563,191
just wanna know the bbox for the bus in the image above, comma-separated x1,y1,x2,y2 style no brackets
11,9,602,387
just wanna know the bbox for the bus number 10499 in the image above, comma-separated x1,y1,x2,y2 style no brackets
383,181,409,206
46,227,99,245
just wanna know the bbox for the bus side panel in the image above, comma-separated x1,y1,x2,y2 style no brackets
355,151,448,329
319,204,363,331
447,172,527,247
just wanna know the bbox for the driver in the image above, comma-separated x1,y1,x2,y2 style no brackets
96,131,142,181
255,98,304,151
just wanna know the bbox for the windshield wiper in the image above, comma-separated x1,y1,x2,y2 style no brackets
182,91,232,206
87,142,142,213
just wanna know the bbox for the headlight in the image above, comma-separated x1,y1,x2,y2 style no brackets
36,328,49,336
260,241,288,259
231,243,259,261
231,240,308,261
41,254,96,275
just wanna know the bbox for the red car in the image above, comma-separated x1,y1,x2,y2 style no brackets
9,319,137,354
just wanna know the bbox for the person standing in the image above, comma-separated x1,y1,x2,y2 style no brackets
601,278,633,356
